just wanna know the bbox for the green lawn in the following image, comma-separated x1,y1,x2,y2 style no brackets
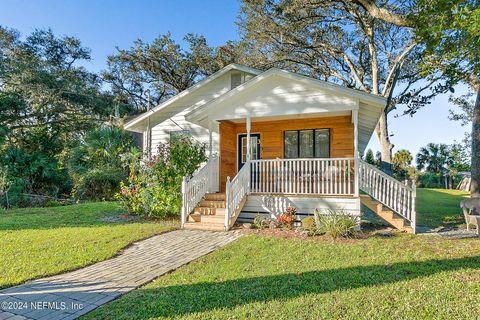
85,233,480,320
0,202,178,289
416,188,470,228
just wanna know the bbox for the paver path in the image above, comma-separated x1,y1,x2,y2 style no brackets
0,230,242,320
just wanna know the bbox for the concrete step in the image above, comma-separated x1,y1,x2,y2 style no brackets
204,193,226,201
199,200,226,208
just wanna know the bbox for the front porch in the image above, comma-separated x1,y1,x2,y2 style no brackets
180,71,415,232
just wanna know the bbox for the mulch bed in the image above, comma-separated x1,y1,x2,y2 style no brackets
235,224,401,242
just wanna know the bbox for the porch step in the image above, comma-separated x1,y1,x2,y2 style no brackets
183,222,225,231
199,200,226,208
187,213,225,223
360,194,413,233
194,207,226,216
204,193,226,201
183,193,230,231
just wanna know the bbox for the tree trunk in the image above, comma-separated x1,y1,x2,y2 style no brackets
375,111,394,174
471,89,480,197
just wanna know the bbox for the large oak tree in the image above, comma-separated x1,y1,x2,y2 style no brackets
237,0,449,172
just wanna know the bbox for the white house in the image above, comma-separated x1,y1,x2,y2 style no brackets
124,64,416,233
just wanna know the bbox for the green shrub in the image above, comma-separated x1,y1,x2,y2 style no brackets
116,137,207,218
66,127,135,201
253,214,270,229
301,216,315,231
72,167,126,201
314,209,358,240
417,172,462,189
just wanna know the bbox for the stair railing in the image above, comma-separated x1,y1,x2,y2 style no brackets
225,161,251,230
359,159,416,232
181,156,219,228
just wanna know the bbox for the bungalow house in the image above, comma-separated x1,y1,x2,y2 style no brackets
124,64,416,233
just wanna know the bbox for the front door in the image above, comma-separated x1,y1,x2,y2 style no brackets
237,134,260,171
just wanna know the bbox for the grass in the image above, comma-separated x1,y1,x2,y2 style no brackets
416,188,470,228
0,202,178,288
84,233,480,320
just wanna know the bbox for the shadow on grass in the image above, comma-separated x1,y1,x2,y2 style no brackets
91,255,480,318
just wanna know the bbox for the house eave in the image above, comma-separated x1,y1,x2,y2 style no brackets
185,68,387,125
123,63,263,132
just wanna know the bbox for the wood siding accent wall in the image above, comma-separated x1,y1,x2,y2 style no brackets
219,121,237,191
219,115,354,191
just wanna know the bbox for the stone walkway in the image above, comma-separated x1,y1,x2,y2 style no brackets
0,230,242,320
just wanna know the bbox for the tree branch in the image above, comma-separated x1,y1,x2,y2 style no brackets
349,0,414,27
382,41,417,96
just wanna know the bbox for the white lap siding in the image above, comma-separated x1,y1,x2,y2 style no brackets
238,195,361,224
145,72,239,155
149,110,220,155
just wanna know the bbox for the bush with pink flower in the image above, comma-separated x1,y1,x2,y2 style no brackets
115,137,206,218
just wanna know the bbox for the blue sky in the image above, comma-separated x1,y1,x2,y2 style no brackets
0,0,470,157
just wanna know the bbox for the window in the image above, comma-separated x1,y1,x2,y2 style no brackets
230,71,254,89
284,131,299,158
284,129,330,158
169,130,191,142
241,136,259,163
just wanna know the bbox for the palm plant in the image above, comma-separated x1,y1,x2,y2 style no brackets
416,143,455,188
416,143,452,174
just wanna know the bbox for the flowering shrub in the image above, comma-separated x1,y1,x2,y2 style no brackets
115,138,207,218
278,206,297,228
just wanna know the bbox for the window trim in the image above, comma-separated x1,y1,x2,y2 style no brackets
283,128,330,159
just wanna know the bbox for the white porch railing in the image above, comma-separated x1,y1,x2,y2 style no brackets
249,158,355,195
359,159,416,230
181,156,219,227
225,161,251,230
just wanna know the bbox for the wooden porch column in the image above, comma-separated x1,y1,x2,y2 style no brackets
353,109,359,197
246,116,251,161
208,120,214,193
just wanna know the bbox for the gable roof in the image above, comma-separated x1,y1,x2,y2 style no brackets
184,68,387,153
186,68,386,122
123,63,262,132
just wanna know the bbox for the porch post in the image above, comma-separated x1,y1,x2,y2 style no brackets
208,120,214,193
144,117,152,161
353,109,359,197
246,116,251,161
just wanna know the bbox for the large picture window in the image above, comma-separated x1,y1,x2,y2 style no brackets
284,129,330,158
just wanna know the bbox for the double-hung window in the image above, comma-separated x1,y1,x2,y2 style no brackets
284,129,330,158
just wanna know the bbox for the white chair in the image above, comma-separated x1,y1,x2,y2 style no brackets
460,198,480,236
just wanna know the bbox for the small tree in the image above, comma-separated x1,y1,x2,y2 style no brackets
415,143,467,188
392,149,413,181
416,143,452,174
364,149,376,166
